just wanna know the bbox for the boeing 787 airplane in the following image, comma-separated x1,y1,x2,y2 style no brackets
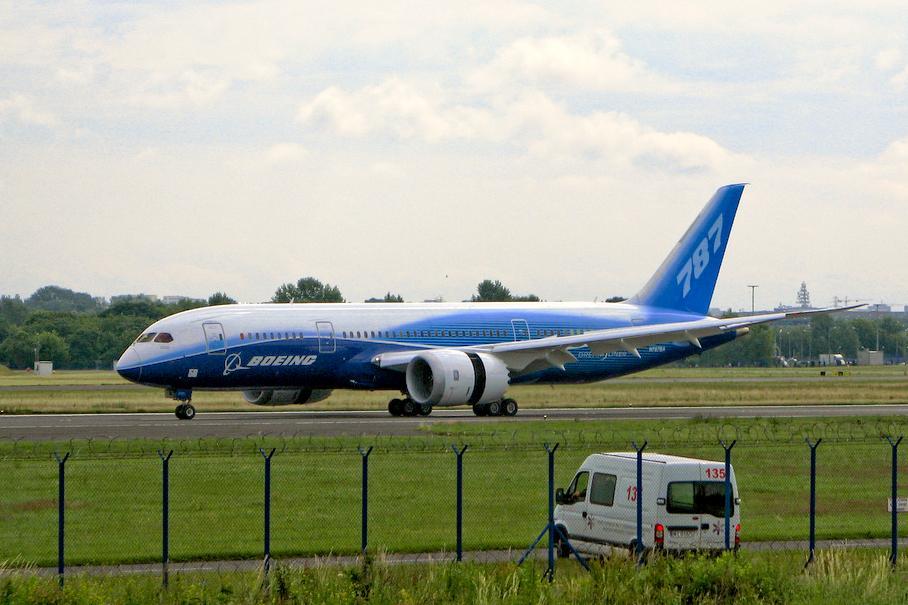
116,184,852,419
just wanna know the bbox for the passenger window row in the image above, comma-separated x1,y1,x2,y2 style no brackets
233,326,589,342
239,331,304,341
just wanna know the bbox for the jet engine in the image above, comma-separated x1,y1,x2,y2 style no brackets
405,350,509,406
243,388,332,406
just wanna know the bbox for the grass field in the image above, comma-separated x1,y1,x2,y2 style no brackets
3,550,908,604
1,366,907,414
2,416,907,567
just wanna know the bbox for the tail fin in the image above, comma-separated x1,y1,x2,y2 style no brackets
631,184,745,315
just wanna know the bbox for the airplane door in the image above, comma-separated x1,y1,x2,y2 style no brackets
203,322,226,355
316,321,336,353
511,319,530,341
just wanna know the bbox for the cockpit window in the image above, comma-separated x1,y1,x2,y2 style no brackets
153,333,174,343
136,333,156,343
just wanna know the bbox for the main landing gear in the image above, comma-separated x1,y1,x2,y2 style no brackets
472,398,518,417
388,398,432,417
385,397,519,417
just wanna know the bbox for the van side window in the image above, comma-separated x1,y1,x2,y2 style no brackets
667,482,732,517
566,471,589,503
589,473,617,506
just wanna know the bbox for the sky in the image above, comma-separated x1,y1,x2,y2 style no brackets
1,1,906,311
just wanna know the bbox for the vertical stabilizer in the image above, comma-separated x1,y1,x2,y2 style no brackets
631,184,745,315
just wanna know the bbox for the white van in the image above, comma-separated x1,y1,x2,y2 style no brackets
554,452,741,556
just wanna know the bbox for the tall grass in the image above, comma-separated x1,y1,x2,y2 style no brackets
2,551,907,604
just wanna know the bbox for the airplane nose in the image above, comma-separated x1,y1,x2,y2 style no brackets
116,346,143,383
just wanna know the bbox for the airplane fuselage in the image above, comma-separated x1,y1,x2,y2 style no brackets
117,301,738,394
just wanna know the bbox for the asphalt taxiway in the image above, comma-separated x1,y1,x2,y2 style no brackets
2,404,907,441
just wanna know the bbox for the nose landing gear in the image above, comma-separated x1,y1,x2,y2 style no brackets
175,402,196,420
167,388,196,420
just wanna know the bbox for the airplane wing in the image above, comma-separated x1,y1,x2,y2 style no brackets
373,305,863,373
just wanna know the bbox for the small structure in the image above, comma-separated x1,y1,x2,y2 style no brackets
857,350,885,366
34,361,53,376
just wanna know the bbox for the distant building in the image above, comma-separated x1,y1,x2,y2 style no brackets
866,303,892,313
857,350,885,366
162,295,204,305
110,293,159,304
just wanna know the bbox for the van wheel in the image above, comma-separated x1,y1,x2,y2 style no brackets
555,528,570,558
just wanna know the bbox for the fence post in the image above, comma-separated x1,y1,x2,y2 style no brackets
886,436,903,567
451,444,468,562
157,450,173,587
358,446,373,555
632,441,647,564
545,442,558,581
805,438,822,567
720,440,737,551
259,448,276,572
53,451,70,588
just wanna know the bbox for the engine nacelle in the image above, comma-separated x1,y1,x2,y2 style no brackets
243,388,332,406
405,350,509,406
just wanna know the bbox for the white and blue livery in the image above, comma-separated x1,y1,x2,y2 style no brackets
116,185,848,419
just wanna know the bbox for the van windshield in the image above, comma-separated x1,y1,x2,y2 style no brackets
667,481,733,517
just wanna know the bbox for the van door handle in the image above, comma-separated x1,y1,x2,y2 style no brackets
582,511,587,518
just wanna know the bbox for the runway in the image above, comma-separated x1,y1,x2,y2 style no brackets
2,404,908,441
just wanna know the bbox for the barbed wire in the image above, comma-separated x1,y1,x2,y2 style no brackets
2,418,906,460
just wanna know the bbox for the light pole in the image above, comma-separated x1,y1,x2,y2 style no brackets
747,285,759,315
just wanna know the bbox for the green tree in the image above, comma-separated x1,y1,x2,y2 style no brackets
366,292,404,303
34,331,70,366
472,280,512,302
26,285,99,313
0,329,36,368
0,295,29,325
272,277,344,303
208,292,237,306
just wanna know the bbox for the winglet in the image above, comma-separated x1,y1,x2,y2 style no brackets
631,184,746,315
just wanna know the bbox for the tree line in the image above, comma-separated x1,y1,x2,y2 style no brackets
0,282,904,370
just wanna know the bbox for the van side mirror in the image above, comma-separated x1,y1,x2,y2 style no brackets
555,488,566,504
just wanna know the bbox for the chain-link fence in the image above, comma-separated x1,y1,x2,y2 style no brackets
2,423,906,583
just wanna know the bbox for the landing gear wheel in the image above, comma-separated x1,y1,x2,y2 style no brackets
488,400,502,416
388,399,404,416
503,398,518,416
418,403,432,416
472,403,488,416
402,399,418,417
175,403,196,420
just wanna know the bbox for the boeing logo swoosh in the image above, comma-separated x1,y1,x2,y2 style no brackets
224,353,249,376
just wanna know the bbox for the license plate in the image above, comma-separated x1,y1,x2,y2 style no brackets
669,529,696,538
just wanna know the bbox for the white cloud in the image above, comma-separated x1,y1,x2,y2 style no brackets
265,143,308,164
470,30,680,93
0,95,58,127
874,48,902,71
298,80,738,173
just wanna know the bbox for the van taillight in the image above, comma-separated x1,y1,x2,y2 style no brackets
735,523,741,547
654,523,665,547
